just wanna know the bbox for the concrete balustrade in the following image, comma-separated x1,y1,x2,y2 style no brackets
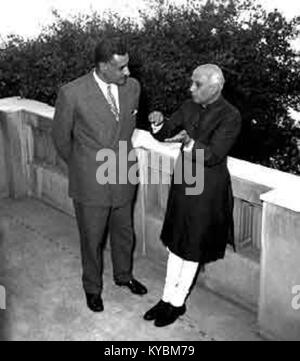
0,117,9,198
1,96,300,340
259,190,300,340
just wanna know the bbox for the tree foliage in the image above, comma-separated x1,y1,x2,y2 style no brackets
0,0,299,173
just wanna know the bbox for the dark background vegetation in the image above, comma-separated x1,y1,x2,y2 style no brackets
0,0,299,173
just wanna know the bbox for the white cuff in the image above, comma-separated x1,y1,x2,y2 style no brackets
183,139,195,152
151,123,164,134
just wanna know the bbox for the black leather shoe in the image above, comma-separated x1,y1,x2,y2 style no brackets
143,300,169,321
116,278,148,295
154,303,186,327
85,293,104,312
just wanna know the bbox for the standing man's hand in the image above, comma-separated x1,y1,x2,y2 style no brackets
148,111,164,127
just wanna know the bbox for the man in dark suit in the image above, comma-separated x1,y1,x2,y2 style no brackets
52,37,147,312
144,64,241,327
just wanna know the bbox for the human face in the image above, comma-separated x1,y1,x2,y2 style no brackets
101,53,130,85
189,70,217,105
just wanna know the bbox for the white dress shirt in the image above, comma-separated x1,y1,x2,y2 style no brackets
93,70,120,112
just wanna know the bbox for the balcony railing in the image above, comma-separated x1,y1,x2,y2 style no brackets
1,96,300,340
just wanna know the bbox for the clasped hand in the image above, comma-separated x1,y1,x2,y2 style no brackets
148,111,191,145
164,130,191,145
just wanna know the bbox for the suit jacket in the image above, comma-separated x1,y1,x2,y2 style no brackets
52,71,141,206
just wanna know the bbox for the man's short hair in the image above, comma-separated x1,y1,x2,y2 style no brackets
94,37,128,65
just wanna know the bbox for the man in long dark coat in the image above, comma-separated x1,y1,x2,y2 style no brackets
144,64,241,327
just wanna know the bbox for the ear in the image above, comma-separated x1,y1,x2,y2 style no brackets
98,62,108,72
210,83,220,96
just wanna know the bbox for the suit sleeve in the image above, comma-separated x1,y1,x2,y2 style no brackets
151,104,185,141
134,79,141,110
192,110,241,167
52,87,75,164
130,78,141,129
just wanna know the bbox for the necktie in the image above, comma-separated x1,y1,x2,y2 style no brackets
107,84,119,122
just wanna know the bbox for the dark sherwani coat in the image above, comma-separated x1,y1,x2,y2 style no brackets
52,71,140,207
153,96,241,264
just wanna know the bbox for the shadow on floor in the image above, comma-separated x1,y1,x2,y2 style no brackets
0,198,263,341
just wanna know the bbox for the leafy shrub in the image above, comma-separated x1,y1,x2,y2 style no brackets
0,0,299,174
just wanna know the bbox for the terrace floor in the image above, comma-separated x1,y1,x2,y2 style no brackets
0,198,264,341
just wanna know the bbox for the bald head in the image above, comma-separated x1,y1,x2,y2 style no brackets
193,64,225,89
190,64,225,105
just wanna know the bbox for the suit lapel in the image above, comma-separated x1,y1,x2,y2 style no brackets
110,84,128,147
83,72,132,148
85,72,119,125
85,71,130,123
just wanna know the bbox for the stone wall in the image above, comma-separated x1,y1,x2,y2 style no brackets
1,97,300,340
0,112,9,198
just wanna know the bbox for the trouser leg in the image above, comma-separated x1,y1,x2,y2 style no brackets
162,250,199,307
169,256,199,307
109,202,134,284
74,201,110,294
162,250,184,303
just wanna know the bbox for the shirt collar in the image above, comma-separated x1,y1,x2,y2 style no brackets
93,69,108,88
200,95,224,110
93,69,117,90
